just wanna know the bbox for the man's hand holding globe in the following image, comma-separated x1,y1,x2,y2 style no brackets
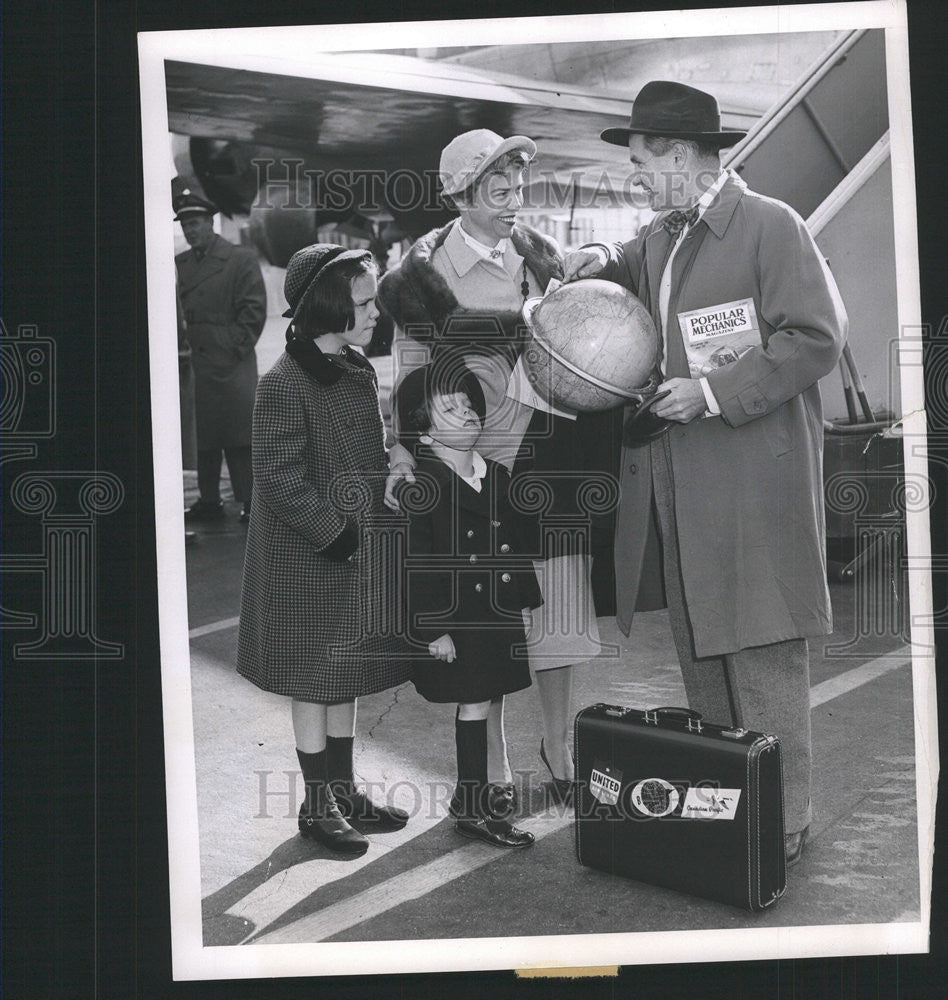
560,250,708,426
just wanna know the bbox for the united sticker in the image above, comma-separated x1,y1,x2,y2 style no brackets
676,297,760,378
589,763,622,806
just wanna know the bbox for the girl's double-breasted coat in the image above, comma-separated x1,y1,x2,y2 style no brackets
236,339,411,703
400,452,542,704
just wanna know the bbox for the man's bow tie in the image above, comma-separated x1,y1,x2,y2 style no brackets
662,206,699,236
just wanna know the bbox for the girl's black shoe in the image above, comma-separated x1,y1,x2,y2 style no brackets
298,785,369,855
455,815,534,849
333,785,409,832
448,782,517,819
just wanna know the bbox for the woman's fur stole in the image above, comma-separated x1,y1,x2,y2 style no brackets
377,222,563,359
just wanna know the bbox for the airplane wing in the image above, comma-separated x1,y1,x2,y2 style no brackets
162,47,761,259
164,49,640,209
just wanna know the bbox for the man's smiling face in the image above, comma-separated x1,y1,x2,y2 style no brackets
627,133,688,212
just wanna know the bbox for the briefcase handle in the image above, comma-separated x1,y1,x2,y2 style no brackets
644,706,704,732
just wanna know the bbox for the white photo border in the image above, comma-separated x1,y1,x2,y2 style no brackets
139,0,935,981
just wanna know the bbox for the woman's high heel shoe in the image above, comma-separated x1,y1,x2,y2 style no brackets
539,739,575,806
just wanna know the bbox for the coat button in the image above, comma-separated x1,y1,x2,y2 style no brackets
501,573,511,584
491,520,501,527
474,583,483,593
469,554,478,564
500,543,510,553
628,463,637,474
466,529,474,538
753,400,764,411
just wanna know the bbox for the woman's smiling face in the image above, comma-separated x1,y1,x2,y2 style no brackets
459,166,526,246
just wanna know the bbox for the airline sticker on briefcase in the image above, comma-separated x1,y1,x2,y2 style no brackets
589,761,623,806
681,786,742,820
631,778,681,817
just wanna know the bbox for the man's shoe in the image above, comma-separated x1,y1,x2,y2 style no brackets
785,826,809,867
448,782,517,819
184,499,224,522
298,786,369,856
455,815,534,849
334,786,409,832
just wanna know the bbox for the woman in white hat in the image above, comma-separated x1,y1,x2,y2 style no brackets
380,131,621,809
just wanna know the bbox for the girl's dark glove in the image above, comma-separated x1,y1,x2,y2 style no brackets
320,518,360,562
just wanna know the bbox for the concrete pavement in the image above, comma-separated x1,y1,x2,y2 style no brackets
181,508,920,948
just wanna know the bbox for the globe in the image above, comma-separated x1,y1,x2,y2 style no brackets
521,279,660,412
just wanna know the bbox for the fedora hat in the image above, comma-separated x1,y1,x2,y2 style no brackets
600,81,747,148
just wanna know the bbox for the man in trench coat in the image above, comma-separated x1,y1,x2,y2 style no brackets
174,190,267,522
564,81,847,864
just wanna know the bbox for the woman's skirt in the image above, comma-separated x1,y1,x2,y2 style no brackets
525,553,603,672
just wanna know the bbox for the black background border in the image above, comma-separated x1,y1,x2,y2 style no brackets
2,0,945,997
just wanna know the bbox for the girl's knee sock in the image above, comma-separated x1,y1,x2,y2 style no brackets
454,717,488,819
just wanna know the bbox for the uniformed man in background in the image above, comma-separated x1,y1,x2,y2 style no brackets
174,190,267,523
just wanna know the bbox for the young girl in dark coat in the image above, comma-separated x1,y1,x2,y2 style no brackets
237,244,411,857
394,357,541,849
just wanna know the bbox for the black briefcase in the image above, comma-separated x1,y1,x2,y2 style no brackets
574,704,787,911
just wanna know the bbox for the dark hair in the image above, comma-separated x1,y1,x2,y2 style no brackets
292,255,378,338
643,134,721,162
441,150,530,214
394,353,486,448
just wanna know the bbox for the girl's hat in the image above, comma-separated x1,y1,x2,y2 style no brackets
393,353,486,443
282,243,372,318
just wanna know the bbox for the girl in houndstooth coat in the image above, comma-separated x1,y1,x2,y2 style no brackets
237,245,411,856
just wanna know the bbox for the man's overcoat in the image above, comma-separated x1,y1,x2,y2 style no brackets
602,172,847,657
175,233,267,449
